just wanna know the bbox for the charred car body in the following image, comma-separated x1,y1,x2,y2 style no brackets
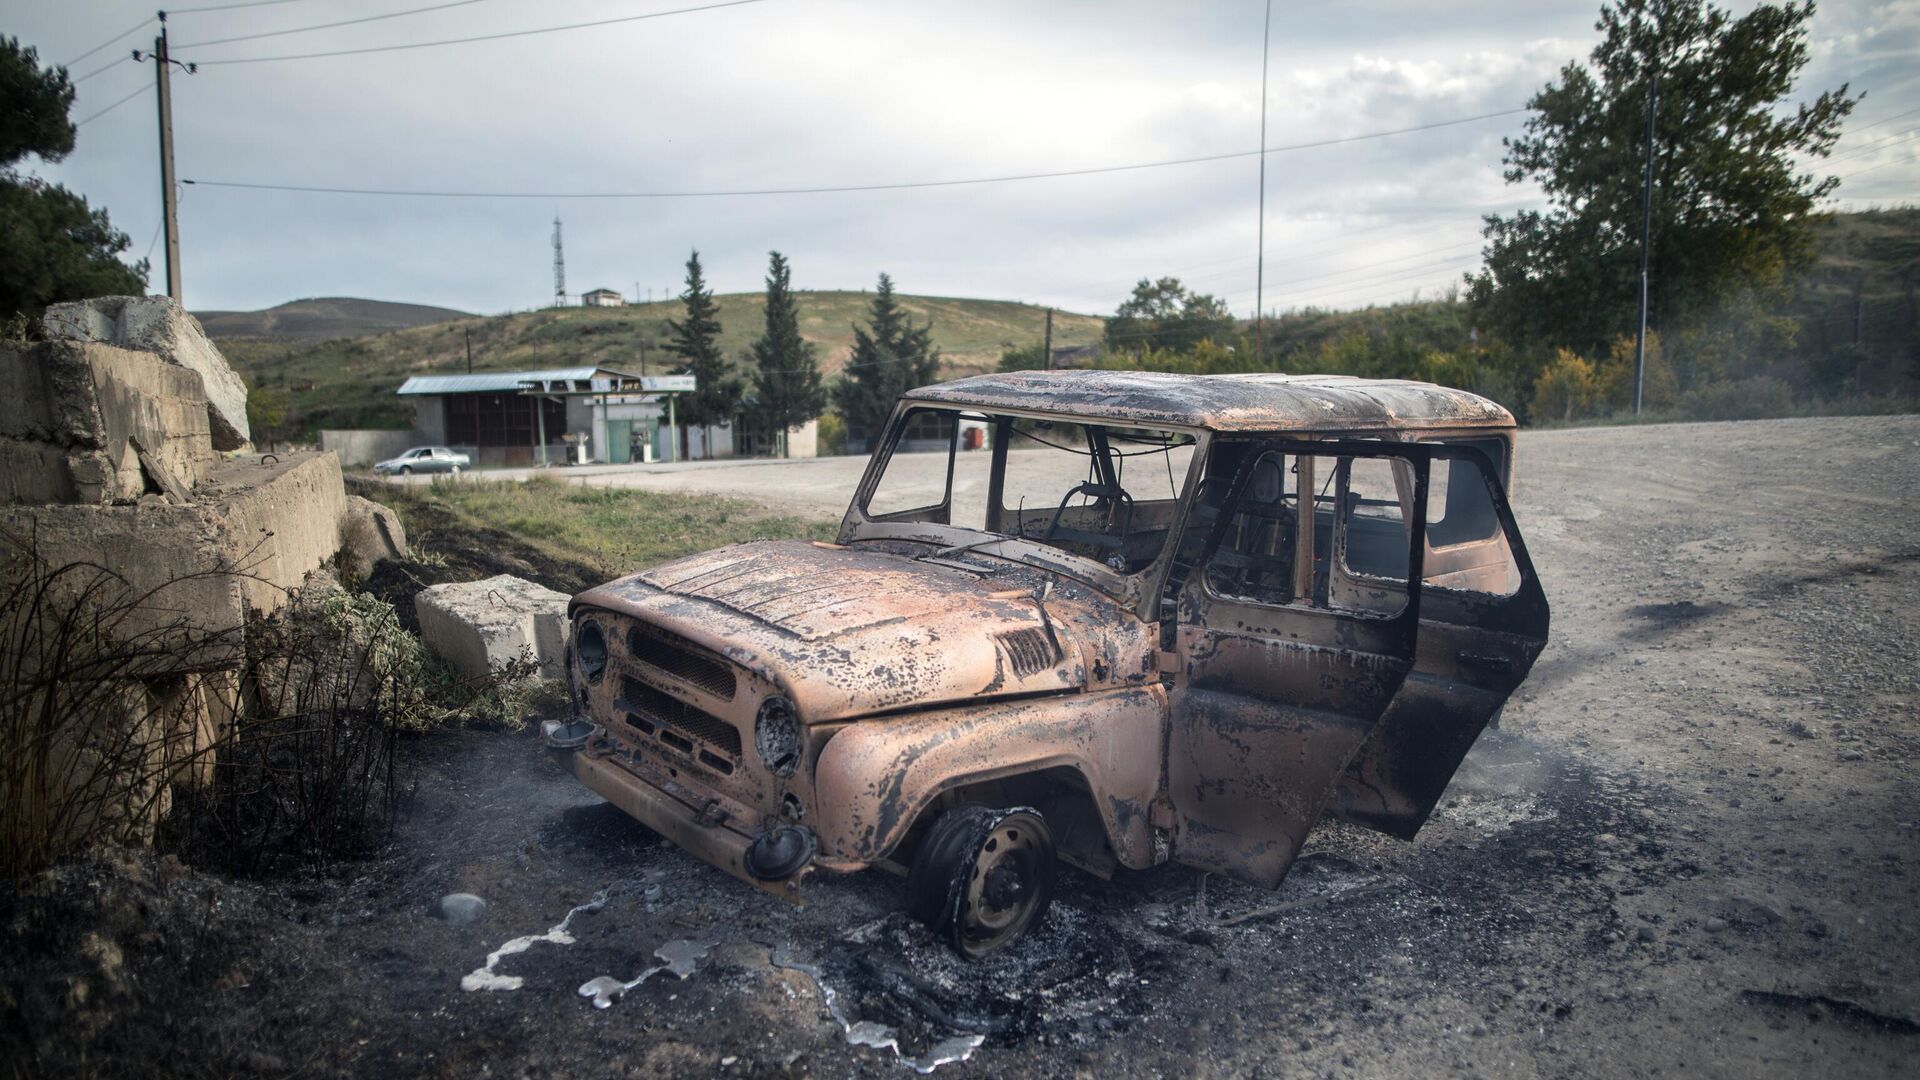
549,371,1549,956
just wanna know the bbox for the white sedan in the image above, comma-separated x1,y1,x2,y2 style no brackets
373,446,470,476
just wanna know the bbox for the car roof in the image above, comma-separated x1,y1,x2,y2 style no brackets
904,370,1514,433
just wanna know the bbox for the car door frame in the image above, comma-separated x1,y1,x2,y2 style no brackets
1327,440,1550,839
1164,436,1437,889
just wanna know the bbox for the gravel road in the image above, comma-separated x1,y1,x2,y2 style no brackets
10,415,1917,1077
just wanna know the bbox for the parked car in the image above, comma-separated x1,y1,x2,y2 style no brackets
372,446,469,475
546,371,1549,957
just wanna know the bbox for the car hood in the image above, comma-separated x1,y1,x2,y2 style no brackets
571,539,1157,722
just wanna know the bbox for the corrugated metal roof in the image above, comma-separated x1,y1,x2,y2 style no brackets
396,367,638,395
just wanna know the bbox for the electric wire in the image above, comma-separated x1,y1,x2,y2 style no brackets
64,16,155,67
183,108,1527,198
72,54,133,85
75,83,150,127
169,0,326,12
176,0,494,51
186,0,774,65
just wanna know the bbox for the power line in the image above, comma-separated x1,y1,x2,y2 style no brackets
183,108,1527,199
76,83,150,127
188,0,774,65
1844,105,1920,134
169,0,325,12
72,54,134,85
176,0,494,51
1827,130,1918,164
65,16,155,67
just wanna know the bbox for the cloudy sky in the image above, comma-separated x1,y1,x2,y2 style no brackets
15,0,1919,317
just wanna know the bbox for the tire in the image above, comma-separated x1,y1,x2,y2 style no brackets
450,465,461,476
907,805,1056,958
398,465,412,476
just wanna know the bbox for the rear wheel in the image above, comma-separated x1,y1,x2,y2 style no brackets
907,805,1055,958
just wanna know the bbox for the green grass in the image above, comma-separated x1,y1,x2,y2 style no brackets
416,475,835,580
221,291,1107,434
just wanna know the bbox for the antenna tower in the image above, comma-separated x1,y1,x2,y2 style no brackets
551,214,566,307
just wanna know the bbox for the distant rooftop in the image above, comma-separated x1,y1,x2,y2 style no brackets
396,367,641,395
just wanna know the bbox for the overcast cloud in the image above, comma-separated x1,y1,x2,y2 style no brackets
13,0,1919,316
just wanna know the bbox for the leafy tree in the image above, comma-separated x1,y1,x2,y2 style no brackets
0,37,146,320
832,274,940,450
997,342,1047,372
1103,277,1236,354
1468,0,1857,356
747,251,824,455
664,250,742,449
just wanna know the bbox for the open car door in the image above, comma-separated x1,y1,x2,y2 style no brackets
1328,443,1550,838
1164,438,1437,888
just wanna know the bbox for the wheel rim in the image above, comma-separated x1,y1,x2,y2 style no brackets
957,811,1048,955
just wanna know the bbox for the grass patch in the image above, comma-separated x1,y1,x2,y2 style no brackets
391,475,836,587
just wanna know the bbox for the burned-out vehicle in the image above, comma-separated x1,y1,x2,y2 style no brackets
548,371,1549,956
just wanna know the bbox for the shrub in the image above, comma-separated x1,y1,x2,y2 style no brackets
1678,376,1796,421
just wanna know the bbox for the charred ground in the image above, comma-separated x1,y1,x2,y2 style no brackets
4,415,1917,1077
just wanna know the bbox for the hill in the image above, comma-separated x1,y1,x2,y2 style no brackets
220,291,1104,433
195,297,473,342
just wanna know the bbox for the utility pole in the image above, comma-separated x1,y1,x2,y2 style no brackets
1253,0,1272,368
134,15,194,302
464,327,474,374
1043,307,1054,370
1632,57,1658,415
552,214,566,307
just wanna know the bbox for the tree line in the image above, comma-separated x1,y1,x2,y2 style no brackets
1047,0,1914,425
666,252,938,456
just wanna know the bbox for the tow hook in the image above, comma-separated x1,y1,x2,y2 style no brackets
745,825,816,881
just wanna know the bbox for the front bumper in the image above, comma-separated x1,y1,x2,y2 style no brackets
566,734,812,900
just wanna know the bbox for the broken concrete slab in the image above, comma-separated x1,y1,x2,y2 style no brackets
0,451,350,669
0,341,218,505
415,574,569,681
43,295,251,449
337,494,409,580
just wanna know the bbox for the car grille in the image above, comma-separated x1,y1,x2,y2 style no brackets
621,676,743,762
626,625,738,700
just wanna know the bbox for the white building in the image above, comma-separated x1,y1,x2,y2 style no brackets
581,288,625,308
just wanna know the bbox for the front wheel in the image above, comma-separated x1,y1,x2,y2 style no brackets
449,464,461,476
906,805,1055,958
397,465,412,476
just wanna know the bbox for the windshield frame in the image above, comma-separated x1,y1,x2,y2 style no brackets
838,399,1210,613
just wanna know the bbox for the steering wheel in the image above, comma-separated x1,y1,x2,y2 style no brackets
1041,480,1134,552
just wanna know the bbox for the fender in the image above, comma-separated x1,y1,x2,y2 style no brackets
811,686,1167,869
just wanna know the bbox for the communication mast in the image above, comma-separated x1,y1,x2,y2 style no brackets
552,214,566,307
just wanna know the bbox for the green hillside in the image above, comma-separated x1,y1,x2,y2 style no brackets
219,291,1104,434
195,297,473,341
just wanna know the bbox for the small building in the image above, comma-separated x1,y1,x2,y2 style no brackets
400,367,656,467
582,288,625,308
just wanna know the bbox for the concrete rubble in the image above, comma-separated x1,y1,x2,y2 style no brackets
1,296,411,845
416,574,570,681
43,295,254,450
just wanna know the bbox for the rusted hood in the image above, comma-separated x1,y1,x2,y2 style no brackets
573,540,1157,722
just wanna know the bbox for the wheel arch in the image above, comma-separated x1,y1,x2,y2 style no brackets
809,688,1164,870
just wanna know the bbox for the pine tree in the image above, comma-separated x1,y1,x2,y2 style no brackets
748,251,824,456
1,37,145,321
664,250,742,453
832,274,940,451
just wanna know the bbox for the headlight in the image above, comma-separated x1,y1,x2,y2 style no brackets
574,621,607,684
755,696,800,777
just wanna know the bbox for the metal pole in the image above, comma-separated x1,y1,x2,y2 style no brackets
1633,59,1658,415
464,327,473,373
666,394,677,463
1253,0,1272,367
154,22,182,301
1043,307,1054,370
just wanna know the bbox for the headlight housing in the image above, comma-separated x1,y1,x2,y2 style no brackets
574,620,607,685
754,696,800,777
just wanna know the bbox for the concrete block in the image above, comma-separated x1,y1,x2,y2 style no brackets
337,494,409,579
0,450,349,670
0,341,217,505
416,574,570,681
43,295,252,449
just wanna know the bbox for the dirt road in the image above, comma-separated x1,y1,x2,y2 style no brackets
12,415,1919,1077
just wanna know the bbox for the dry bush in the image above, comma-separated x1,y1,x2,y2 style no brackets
0,528,245,880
